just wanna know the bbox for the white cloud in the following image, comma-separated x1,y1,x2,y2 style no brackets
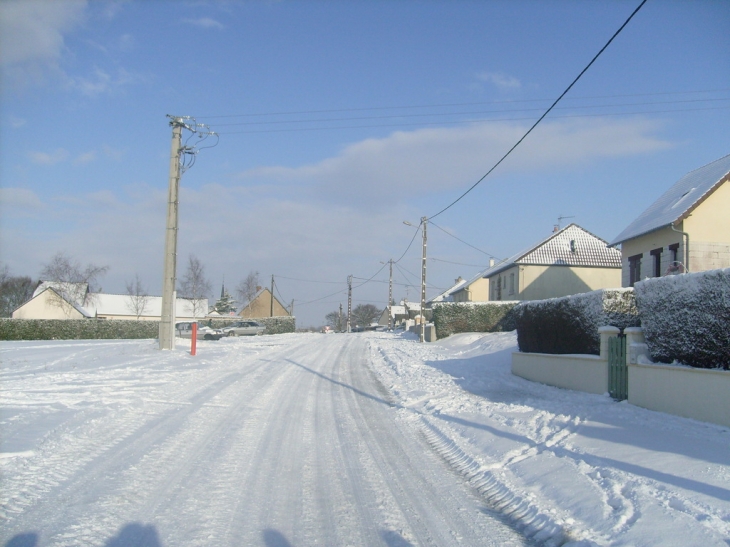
28,148,69,165
67,67,139,96
476,71,522,90
0,187,44,211
10,116,26,128
74,151,97,164
182,17,224,30
240,117,672,210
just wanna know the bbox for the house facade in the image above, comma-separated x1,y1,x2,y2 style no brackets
486,224,622,301
239,287,290,318
609,153,730,286
450,272,491,303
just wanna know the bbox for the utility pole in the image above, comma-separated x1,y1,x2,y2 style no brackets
290,299,294,317
387,259,393,330
270,274,275,317
339,303,343,332
159,118,183,350
420,217,428,343
346,275,353,333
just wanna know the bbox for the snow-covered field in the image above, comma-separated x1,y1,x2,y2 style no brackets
1,331,729,546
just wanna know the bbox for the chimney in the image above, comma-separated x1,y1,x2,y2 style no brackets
553,225,560,233
489,258,495,267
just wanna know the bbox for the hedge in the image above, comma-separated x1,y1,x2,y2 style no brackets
431,302,518,339
634,268,729,369
515,289,640,355
0,318,159,341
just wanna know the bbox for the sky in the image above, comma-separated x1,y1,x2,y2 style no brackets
1,0,729,327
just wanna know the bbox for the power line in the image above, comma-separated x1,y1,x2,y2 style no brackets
208,97,730,128
429,221,496,257
197,88,729,120
427,0,648,220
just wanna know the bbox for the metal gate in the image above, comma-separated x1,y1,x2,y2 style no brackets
608,334,628,401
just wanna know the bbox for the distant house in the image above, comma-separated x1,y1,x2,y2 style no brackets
239,287,291,318
12,281,206,321
485,224,622,301
609,153,730,286
450,268,494,303
377,304,408,327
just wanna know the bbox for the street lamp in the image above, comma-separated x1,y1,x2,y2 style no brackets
404,218,428,342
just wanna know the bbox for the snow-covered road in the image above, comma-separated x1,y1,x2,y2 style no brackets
1,334,527,546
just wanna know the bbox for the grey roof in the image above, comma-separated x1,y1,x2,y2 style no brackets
609,153,730,246
487,224,621,277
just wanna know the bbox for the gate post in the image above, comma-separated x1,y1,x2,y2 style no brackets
598,326,620,360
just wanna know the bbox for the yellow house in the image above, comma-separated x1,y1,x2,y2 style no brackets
239,287,291,318
486,224,622,301
450,272,491,303
609,153,730,286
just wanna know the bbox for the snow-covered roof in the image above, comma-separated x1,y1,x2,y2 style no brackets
487,224,621,277
33,281,89,305
83,293,207,318
428,277,469,303
609,153,730,246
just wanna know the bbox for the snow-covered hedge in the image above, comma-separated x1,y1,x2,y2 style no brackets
515,289,640,355
431,302,518,339
208,316,296,335
0,318,160,341
634,268,729,370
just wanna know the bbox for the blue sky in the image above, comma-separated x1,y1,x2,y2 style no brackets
1,0,728,327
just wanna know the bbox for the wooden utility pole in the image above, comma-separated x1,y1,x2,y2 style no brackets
270,275,275,317
159,118,183,350
388,259,393,330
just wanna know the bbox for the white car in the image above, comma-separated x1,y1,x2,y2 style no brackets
220,321,266,337
175,322,223,340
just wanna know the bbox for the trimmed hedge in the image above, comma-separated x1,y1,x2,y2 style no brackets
432,302,518,339
207,316,296,335
515,289,640,355
0,318,159,341
634,268,729,370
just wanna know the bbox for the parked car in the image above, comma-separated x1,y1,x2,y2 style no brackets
175,321,224,341
220,321,266,337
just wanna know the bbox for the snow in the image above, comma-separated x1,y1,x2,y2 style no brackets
1,332,729,546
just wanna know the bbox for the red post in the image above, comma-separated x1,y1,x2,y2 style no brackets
191,323,197,356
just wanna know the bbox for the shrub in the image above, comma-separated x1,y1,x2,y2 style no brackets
515,289,639,355
634,269,729,369
431,302,518,339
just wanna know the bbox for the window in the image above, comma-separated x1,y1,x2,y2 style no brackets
629,254,642,286
650,248,662,278
509,273,515,295
667,243,683,274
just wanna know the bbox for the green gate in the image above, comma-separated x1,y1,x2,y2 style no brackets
608,334,628,401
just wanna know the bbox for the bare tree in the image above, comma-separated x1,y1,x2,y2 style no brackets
351,303,382,328
236,270,260,315
125,274,151,320
178,255,212,318
39,252,108,317
325,309,346,331
0,264,35,317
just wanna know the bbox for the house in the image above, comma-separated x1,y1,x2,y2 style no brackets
12,284,93,320
609,153,730,286
239,287,291,318
485,224,622,301
377,304,408,327
450,268,494,303
12,281,206,321
428,276,469,304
